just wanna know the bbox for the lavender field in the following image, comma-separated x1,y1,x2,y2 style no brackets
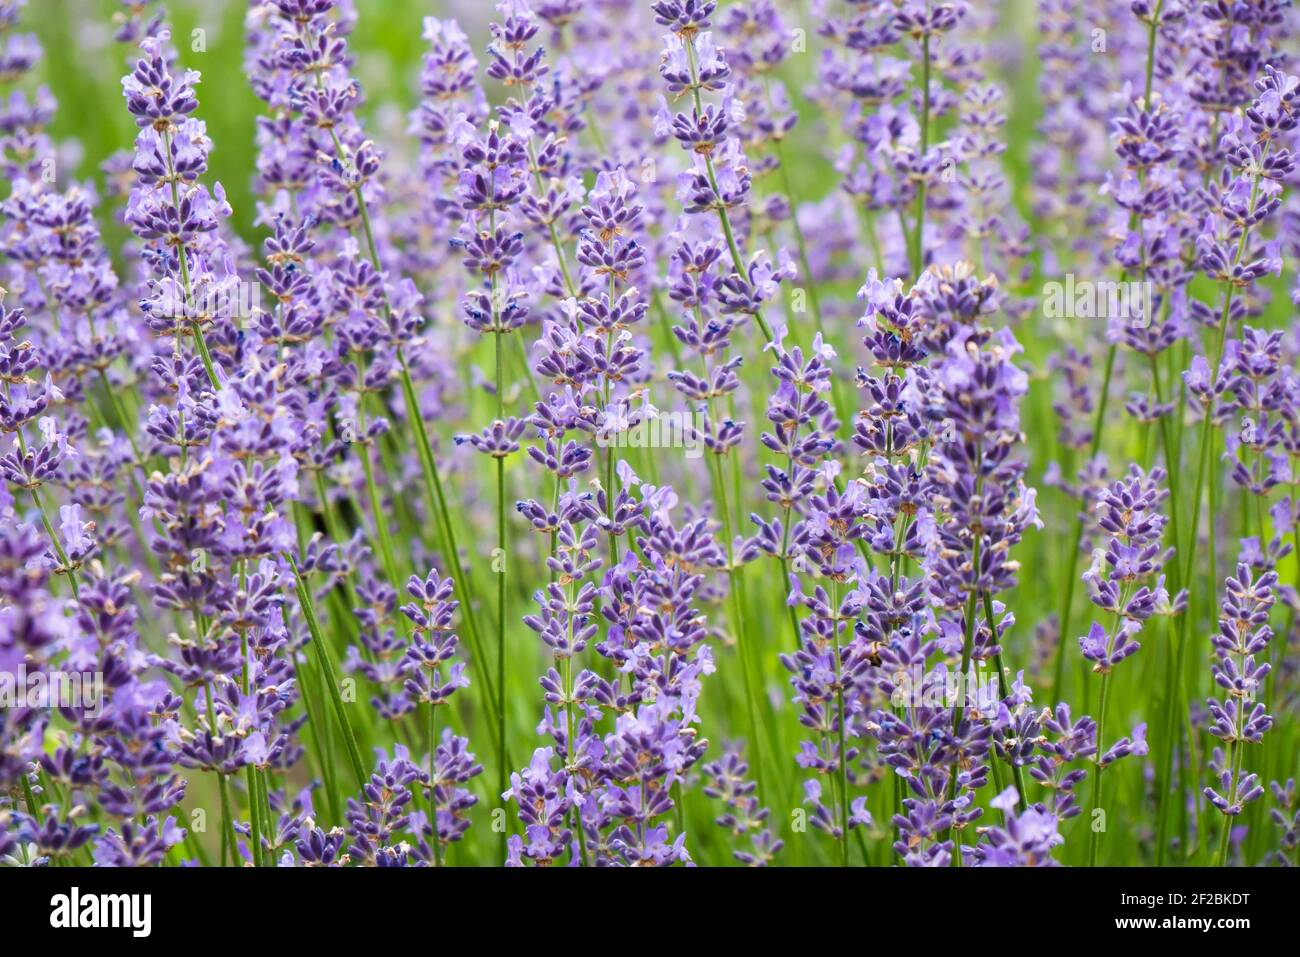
0,0,1297,870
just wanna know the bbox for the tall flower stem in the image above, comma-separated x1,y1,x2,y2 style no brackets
685,32,773,346
489,174,512,855
1050,4,1163,706
427,701,443,867
157,114,253,858
244,764,265,867
5,387,80,598
166,121,361,858
561,579,591,865
707,447,767,805
765,117,852,427
1167,161,1266,857
778,423,803,651
286,601,341,822
521,86,579,304
204,680,238,865
829,578,851,867
909,15,931,278
1088,670,1111,866
20,773,43,827
601,260,620,564
29,485,80,601
945,544,979,858
360,200,487,634
881,422,915,851
985,591,1028,808
771,139,825,349
946,434,985,848
495,444,507,844
698,330,770,804
1050,344,1114,704
299,24,500,743
942,509,983,865
215,771,235,866
287,554,367,789
1212,553,1254,867
1215,739,1243,867
161,129,218,391
234,570,268,868
1150,352,1195,864
352,357,406,592
394,355,498,711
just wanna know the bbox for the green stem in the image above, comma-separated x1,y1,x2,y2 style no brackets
911,23,931,278
1051,343,1115,704
830,579,851,867
1216,740,1242,867
1051,0,1163,711
1149,349,1191,865
985,591,1028,808
685,33,772,346
288,553,366,789
244,764,265,867
709,449,767,806
216,771,236,866
289,636,340,822
393,357,497,710
20,772,44,826
495,449,508,860
28,484,80,601
428,702,443,867
1088,671,1110,866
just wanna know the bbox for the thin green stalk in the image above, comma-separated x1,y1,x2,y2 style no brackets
216,771,236,866
289,638,340,823
1216,739,1243,867
1050,343,1115,704
1051,2,1163,709
20,773,44,826
495,449,507,859
561,596,590,866
236,559,267,868
481,147,516,857
300,18,501,773
601,270,621,566
1088,671,1110,866
830,578,851,867
771,137,825,347
945,561,979,856
204,680,238,865
910,21,931,278
288,553,366,789
1148,349,1193,864
393,357,497,709
28,484,80,601
427,702,443,867
257,768,274,863
985,592,1028,808
244,764,265,867
1168,161,1266,858
708,449,767,805
685,33,773,346
161,129,219,391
